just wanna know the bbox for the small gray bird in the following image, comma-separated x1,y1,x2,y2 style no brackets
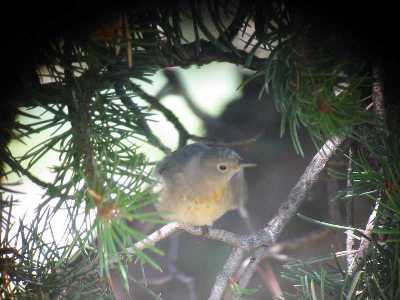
154,143,255,226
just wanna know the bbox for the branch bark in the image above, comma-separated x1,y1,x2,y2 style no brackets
348,200,379,274
347,64,386,274
132,222,243,252
208,248,245,300
345,147,355,274
246,135,345,248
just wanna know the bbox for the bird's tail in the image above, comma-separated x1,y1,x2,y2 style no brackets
238,205,255,233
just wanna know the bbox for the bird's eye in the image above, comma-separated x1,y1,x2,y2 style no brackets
217,164,228,172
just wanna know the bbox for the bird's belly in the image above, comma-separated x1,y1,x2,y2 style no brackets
159,188,231,226
177,199,227,226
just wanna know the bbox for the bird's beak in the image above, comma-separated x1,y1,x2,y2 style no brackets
239,160,257,168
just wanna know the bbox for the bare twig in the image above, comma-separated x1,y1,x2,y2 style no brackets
372,65,385,122
348,64,385,273
246,135,345,249
181,225,244,248
209,248,245,300
131,223,244,253
238,230,332,291
345,147,354,274
260,230,332,257
236,252,262,294
190,133,262,147
348,200,379,273
123,13,133,69
132,222,181,251
256,261,284,300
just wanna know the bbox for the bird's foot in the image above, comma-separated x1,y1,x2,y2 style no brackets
200,225,210,235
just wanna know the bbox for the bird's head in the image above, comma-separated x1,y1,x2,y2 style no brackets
198,147,256,183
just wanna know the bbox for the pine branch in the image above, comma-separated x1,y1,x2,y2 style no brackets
132,223,243,252
372,65,386,122
159,68,264,141
2,154,52,189
214,0,248,43
348,200,380,274
237,230,333,292
255,261,283,300
208,248,245,300
157,68,217,128
345,147,355,274
126,81,191,148
9,37,266,114
61,41,98,190
114,81,171,153
348,65,386,274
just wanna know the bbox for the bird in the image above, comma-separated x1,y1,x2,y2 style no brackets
153,143,256,226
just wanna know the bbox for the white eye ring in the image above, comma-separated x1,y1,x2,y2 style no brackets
217,163,228,173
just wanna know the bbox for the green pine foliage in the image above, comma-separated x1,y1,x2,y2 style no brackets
281,128,400,299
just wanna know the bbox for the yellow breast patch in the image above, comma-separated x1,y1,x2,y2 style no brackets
159,184,232,226
193,186,226,204
178,186,228,225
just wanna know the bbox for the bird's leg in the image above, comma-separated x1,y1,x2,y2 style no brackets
200,225,210,236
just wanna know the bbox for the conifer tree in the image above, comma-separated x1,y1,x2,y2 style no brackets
1,1,398,299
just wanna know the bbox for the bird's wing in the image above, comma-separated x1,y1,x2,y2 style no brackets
154,143,209,179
